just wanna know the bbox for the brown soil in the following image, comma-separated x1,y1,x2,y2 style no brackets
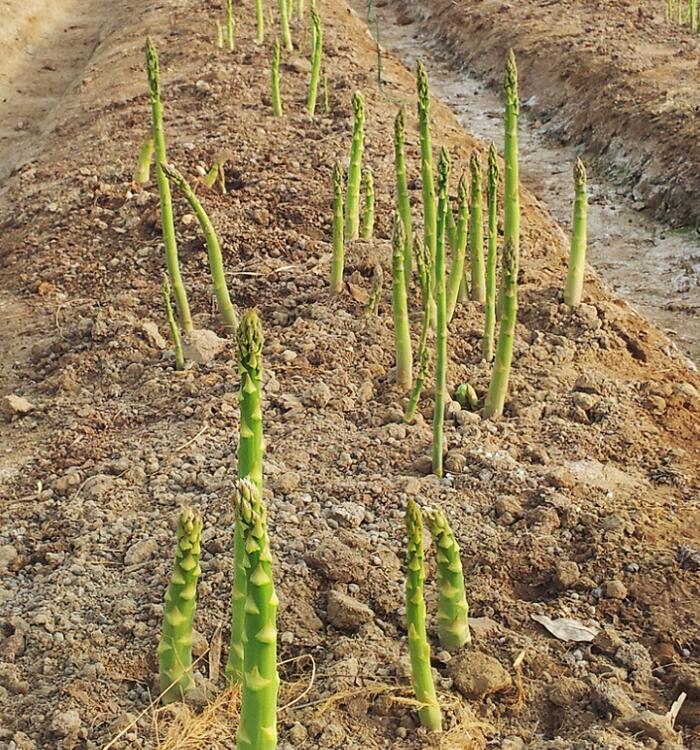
390,0,700,229
0,0,699,749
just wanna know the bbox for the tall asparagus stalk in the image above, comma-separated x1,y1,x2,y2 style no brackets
563,158,588,308
424,506,470,650
226,311,265,685
226,0,235,50
271,39,283,117
307,8,323,116
279,0,293,51
405,500,443,733
133,137,154,185
691,0,698,31
157,508,203,703
469,151,486,302
416,63,436,264
394,108,413,279
234,479,279,750
161,164,238,334
392,215,413,392
483,144,500,362
405,238,432,423
432,148,450,477
162,276,185,371
345,92,365,241
446,174,468,321
361,167,375,239
145,38,193,333
255,0,265,44
330,163,345,295
484,51,520,420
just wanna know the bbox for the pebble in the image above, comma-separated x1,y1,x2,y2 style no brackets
124,538,158,566
603,579,628,599
448,651,512,699
326,591,374,631
0,545,18,571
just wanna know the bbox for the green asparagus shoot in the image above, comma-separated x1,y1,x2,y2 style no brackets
469,151,486,302
446,174,468,322
330,163,345,295
345,91,366,240
256,0,265,44
392,214,412,392
133,137,154,185
226,0,235,50
360,167,375,240
563,158,588,308
279,0,293,51
367,264,383,315
483,144,499,362
416,62,436,265
162,276,185,371
307,9,323,116
271,39,283,117
394,107,413,280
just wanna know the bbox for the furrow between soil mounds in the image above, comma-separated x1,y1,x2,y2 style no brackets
387,0,700,230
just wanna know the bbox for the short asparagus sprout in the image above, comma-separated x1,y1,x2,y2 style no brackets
307,8,323,116
416,62,436,263
322,72,330,114
157,508,203,703
162,276,185,371
234,478,280,750
454,383,478,410
145,38,193,333
392,215,412,392
216,19,224,48
226,0,235,50
367,264,384,315
204,153,230,193
432,148,450,477
271,39,283,117
345,91,366,241
446,174,468,321
330,163,345,295
394,107,413,279
405,500,443,732
226,310,265,685
133,136,154,185
483,143,500,362
361,167,375,239
255,0,265,44
424,506,471,650
161,163,238,334
469,151,486,302
563,158,588,308
279,0,293,51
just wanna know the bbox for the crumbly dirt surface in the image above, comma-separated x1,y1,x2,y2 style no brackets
391,0,700,229
0,0,699,749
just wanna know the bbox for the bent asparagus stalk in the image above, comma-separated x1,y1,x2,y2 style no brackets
162,276,185,371
405,500,443,732
133,137,154,185
432,147,450,477
394,107,413,279
392,215,412,392
161,163,238,334
330,163,345,295
158,508,203,703
345,91,365,241
235,478,279,750
563,158,588,307
225,310,265,685
469,151,486,302
424,505,470,650
361,167,375,240
145,38,193,333
307,8,323,116
483,143,500,361
271,39,283,117
446,174,468,321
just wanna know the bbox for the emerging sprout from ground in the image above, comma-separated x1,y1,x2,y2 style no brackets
145,38,193,333
162,276,185,371
226,0,235,50
563,158,588,308
454,382,478,410
432,148,450,477
469,151,486,302
307,8,323,116
157,508,203,703
133,136,154,185
161,163,238,334
204,153,230,194
424,505,471,650
483,143,500,362
234,478,280,750
366,264,384,315
392,214,412,392
361,167,375,239
416,62,436,265
255,0,265,44
226,310,265,685
271,39,283,117
345,91,366,240
330,163,345,295
215,19,224,49
446,174,468,321
485,51,520,419
405,500,443,732
394,107,413,279
279,0,293,51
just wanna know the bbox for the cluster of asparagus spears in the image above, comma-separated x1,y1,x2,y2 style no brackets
666,0,698,31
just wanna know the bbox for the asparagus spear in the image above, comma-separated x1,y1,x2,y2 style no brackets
162,276,185,371
345,92,366,241
226,0,235,50
394,108,413,280
255,0,265,44
279,0,292,50
446,174,468,321
271,39,283,117
158,508,203,703
424,505,470,650
307,8,323,116
416,63,436,265
330,163,345,295
563,158,588,308
361,167,375,240
392,215,412,392
133,137,154,185
367,264,384,316
405,500,442,732
483,143,500,362
469,151,486,302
